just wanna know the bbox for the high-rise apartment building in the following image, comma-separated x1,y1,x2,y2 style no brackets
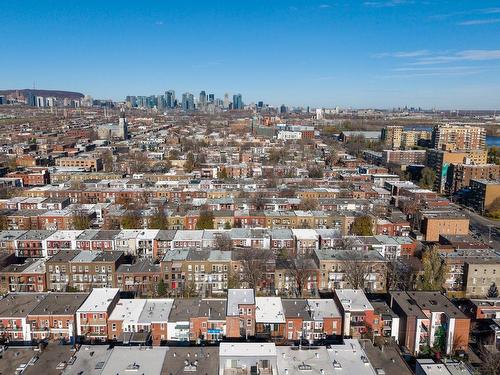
432,124,486,151
381,126,403,150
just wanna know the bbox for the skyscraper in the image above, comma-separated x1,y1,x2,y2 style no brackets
199,91,207,106
223,93,230,109
165,90,175,109
181,92,195,111
232,93,243,110
208,94,215,103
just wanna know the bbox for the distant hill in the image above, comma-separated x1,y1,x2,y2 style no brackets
0,89,84,100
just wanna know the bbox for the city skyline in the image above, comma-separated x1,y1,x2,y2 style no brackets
1,1,500,109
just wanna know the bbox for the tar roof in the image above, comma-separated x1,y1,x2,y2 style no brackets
29,293,89,315
46,249,80,263
162,346,219,375
116,259,160,273
0,293,47,317
282,299,312,320
168,298,202,321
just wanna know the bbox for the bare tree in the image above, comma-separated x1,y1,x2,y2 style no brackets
478,343,500,375
237,249,272,291
340,251,371,290
288,254,315,297
214,233,233,251
386,260,417,291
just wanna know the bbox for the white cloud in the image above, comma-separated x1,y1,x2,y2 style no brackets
459,18,500,26
364,0,412,8
374,50,430,58
319,4,332,9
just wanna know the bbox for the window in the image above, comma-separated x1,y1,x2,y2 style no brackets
247,319,252,326
112,323,116,331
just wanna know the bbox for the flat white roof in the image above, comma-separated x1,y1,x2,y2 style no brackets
255,297,285,324
220,342,277,357
277,346,334,375
335,289,373,312
77,288,119,313
327,339,377,375
109,299,146,325
139,299,174,323
101,347,168,375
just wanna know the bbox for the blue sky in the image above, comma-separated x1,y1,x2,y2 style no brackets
1,0,500,109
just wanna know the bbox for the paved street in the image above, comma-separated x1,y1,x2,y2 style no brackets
453,204,500,249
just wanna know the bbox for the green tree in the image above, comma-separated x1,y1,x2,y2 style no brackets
149,206,168,230
223,221,232,230
196,210,214,230
351,216,373,236
417,245,446,291
71,206,91,230
487,282,499,298
121,211,141,229
157,279,167,297
419,167,436,190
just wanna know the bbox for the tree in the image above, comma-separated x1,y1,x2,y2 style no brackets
217,167,228,180
157,279,167,297
268,147,287,164
129,151,151,174
299,197,319,211
308,166,324,179
351,216,373,236
121,211,141,229
223,221,232,230
101,149,113,172
184,152,196,173
237,249,272,291
196,210,214,230
0,214,8,230
251,193,266,210
344,134,366,157
417,245,446,291
386,260,417,292
419,167,436,190
478,343,500,375
215,233,233,251
487,282,499,298
149,206,168,230
340,251,371,290
288,254,315,297
71,205,91,230
182,280,197,298
227,269,240,289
